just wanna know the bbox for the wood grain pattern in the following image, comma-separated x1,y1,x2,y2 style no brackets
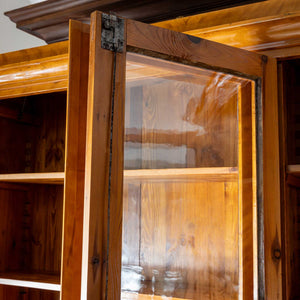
60,20,90,300
0,272,60,291
0,93,66,174
122,180,239,299
238,82,254,299
4,0,263,44
0,183,63,277
124,167,238,182
0,173,64,184
0,285,59,300
126,19,264,78
81,11,126,300
0,52,68,99
155,0,300,53
262,56,282,299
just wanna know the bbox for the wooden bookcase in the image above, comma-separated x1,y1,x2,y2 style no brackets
0,10,277,300
0,22,89,300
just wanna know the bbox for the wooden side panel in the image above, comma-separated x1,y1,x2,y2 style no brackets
81,11,126,300
60,20,90,300
263,57,282,299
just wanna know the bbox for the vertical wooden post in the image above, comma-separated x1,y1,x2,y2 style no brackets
81,11,126,300
61,20,90,300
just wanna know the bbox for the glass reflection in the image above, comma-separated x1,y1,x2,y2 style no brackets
122,53,251,299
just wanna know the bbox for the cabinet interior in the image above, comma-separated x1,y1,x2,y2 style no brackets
281,58,300,299
0,92,66,174
0,92,67,293
121,53,254,299
0,285,59,300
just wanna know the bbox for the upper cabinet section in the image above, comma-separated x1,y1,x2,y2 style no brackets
4,0,265,44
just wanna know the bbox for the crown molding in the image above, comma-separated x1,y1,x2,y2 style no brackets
5,0,264,44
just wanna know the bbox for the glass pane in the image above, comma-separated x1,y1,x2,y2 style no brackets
122,53,253,299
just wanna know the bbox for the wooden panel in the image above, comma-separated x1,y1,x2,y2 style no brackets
238,82,254,299
81,12,126,300
0,184,63,276
126,18,264,78
30,185,63,274
122,180,239,299
60,20,90,300
0,285,59,300
284,186,300,299
0,93,66,174
262,56,282,299
0,173,64,184
155,0,300,53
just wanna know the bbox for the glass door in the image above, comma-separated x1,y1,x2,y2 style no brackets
81,11,265,300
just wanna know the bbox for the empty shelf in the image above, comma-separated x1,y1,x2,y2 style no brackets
0,272,60,291
0,172,64,184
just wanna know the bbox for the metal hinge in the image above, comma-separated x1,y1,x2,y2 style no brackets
101,13,124,52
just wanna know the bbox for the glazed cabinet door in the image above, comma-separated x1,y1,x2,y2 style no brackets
81,11,280,300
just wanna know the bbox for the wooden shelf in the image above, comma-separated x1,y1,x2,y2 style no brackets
0,272,60,291
122,292,185,300
0,172,65,184
287,164,300,175
124,167,238,182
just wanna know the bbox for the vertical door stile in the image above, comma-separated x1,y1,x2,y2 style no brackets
81,11,126,300
61,20,90,300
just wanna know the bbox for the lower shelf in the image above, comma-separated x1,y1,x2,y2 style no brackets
0,172,64,184
122,292,185,300
0,272,60,291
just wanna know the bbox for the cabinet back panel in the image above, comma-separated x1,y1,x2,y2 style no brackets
286,186,300,299
122,180,239,299
0,183,63,274
0,285,59,300
0,92,66,174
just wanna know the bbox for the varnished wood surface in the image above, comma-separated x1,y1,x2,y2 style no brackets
238,82,255,299
262,56,282,299
0,184,63,278
0,272,60,291
0,43,68,99
287,164,300,175
126,19,264,78
4,0,263,44
124,167,238,182
60,20,90,300
122,180,239,299
81,12,116,300
155,0,300,53
0,172,64,184
0,93,66,174
0,285,60,300
81,11,126,300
